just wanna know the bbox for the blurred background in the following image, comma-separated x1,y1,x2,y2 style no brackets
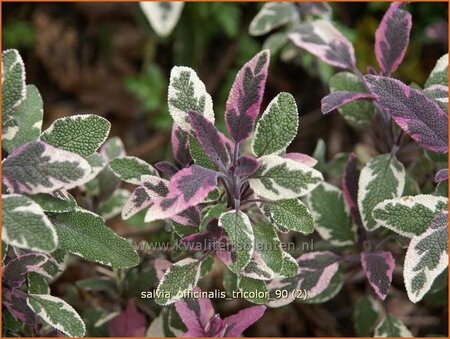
2,2,448,336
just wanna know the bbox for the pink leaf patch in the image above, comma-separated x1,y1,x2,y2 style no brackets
154,258,172,281
284,153,318,167
360,251,395,300
108,299,147,337
366,75,448,153
225,50,270,143
3,253,48,288
145,165,219,222
342,153,362,226
321,91,374,114
375,3,412,75
222,305,266,337
435,168,448,183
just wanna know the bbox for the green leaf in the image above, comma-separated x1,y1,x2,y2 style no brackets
199,203,227,230
109,156,157,185
425,53,448,88
155,258,201,305
301,269,344,304
329,72,376,128
278,251,299,278
307,182,356,246
41,114,111,157
353,296,381,336
223,267,239,297
237,276,269,304
404,213,448,303
249,3,297,36
262,198,314,234
51,208,139,268
374,315,412,337
76,278,118,298
188,135,217,170
253,222,283,273
218,210,254,273
98,188,130,220
28,272,50,295
252,92,298,157
27,294,86,337
357,154,405,231
2,194,58,252
3,85,43,153
26,192,77,213
101,137,125,161
249,155,323,201
373,195,448,237
36,249,67,281
263,32,289,54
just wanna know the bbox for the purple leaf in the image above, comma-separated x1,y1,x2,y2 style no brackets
108,299,147,337
225,50,270,143
235,155,260,176
360,251,395,300
181,220,226,252
3,288,36,323
3,253,48,288
222,305,266,337
375,3,412,75
172,123,192,167
342,153,362,226
145,165,219,222
435,168,448,183
284,153,318,167
188,111,230,169
366,75,448,153
172,206,202,227
321,91,374,114
155,161,179,177
289,20,356,70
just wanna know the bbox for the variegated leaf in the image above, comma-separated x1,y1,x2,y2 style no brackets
278,251,299,279
225,50,270,143
3,141,91,194
374,3,412,75
342,153,363,226
297,2,332,19
27,294,86,337
34,249,67,281
357,154,405,231
423,84,448,113
168,66,214,132
404,212,448,303
361,251,395,300
425,53,448,88
237,276,269,304
321,91,374,115
51,208,140,268
171,123,191,167
253,222,283,274
374,315,412,337
218,210,254,273
41,114,111,157
98,188,130,220
249,155,323,201
302,269,344,304
236,155,260,177
249,2,297,36
140,2,184,38
366,75,448,153
240,250,275,281
188,134,217,170
155,258,201,305
2,194,58,252
3,253,48,288
284,152,318,167
144,165,219,223
101,136,125,160
373,195,448,237
109,156,157,185
353,296,382,336
28,272,50,295
252,92,299,157
289,20,356,70
26,192,77,213
307,182,356,246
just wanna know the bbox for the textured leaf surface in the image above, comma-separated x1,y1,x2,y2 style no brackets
302,269,344,304
41,114,110,157
237,276,269,304
252,92,298,157
171,123,191,167
278,252,299,278
218,211,254,273
140,2,184,37
28,272,50,295
321,91,374,115
361,251,395,300
109,156,157,184
307,182,356,246
366,75,448,153
188,134,217,170
27,294,86,337
373,195,448,237
2,194,58,252
98,189,130,220
155,258,201,305
423,84,448,113
353,296,381,336
51,208,139,268
404,212,448,303
225,50,270,143
289,20,356,69
253,221,283,274
27,192,76,213
168,66,214,132
3,141,91,194
374,3,411,74
374,315,412,337
3,85,43,153
357,154,405,231
249,155,323,200
425,53,448,88
199,203,227,230
240,251,275,281
3,253,48,288
249,2,297,36
262,199,314,234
